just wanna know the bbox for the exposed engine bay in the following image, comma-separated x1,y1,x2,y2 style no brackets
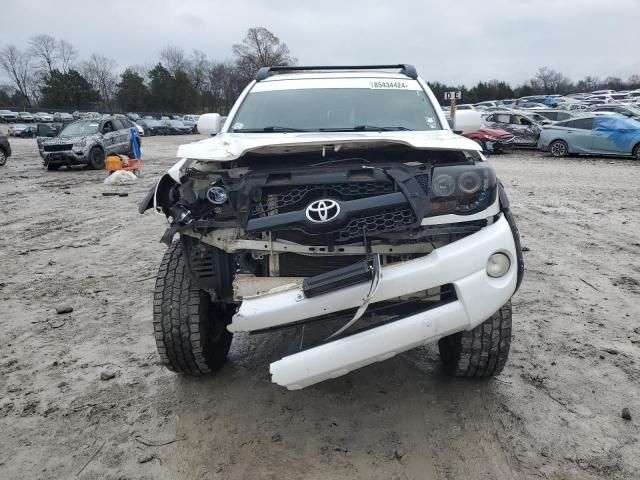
142,144,501,308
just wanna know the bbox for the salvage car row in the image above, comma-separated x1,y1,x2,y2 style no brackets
454,103,640,159
0,110,200,136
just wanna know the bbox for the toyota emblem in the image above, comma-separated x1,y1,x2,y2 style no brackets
305,199,341,223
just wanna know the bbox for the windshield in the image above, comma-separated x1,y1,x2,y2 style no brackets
60,121,100,136
167,120,185,127
230,82,441,132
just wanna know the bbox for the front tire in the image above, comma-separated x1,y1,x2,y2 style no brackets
0,150,7,166
153,241,233,375
438,301,512,377
549,140,568,158
87,147,105,169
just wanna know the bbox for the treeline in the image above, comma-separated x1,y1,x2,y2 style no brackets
430,67,640,105
1,29,639,113
0,27,294,114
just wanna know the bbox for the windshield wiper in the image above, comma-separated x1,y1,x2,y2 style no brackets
319,125,412,132
234,126,310,133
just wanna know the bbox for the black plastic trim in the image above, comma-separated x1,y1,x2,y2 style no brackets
246,191,409,233
498,183,524,292
256,64,418,81
302,260,372,298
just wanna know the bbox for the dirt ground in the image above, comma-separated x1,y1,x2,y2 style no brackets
1,128,639,480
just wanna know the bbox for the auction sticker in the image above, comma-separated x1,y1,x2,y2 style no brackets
369,81,408,89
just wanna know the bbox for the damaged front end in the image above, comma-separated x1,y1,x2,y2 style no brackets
142,142,523,388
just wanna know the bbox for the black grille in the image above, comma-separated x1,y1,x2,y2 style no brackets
336,207,416,241
43,144,73,152
279,254,362,277
253,182,394,216
415,174,430,194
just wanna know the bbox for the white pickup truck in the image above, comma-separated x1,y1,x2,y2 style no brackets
140,64,524,389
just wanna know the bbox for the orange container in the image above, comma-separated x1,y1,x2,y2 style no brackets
105,155,123,172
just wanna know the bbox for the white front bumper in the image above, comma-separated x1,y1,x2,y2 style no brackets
229,215,518,389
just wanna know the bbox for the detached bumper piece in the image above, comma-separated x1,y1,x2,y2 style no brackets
230,216,519,389
302,260,372,298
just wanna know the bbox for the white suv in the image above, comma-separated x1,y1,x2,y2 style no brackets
140,65,524,389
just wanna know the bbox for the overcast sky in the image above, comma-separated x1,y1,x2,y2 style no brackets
3,0,640,86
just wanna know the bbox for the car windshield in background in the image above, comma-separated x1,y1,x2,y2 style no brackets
231,86,441,132
60,121,100,136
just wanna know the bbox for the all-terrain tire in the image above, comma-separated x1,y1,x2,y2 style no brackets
438,300,512,377
87,146,105,169
153,241,233,375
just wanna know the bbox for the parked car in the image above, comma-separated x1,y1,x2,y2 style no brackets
21,126,37,138
482,111,545,146
538,114,640,159
590,104,640,121
0,132,11,165
37,117,140,170
137,119,170,136
8,124,30,136
558,103,590,112
182,114,200,133
162,119,192,134
53,112,74,122
518,102,547,109
127,113,140,121
455,104,476,111
530,109,575,122
139,64,524,390
0,110,18,123
18,112,35,123
463,127,515,152
34,112,54,122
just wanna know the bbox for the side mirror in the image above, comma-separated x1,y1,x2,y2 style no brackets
197,113,221,136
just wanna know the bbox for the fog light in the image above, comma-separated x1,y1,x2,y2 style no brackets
487,252,510,278
207,186,228,204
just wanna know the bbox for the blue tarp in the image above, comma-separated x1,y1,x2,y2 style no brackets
593,116,640,151
129,127,141,159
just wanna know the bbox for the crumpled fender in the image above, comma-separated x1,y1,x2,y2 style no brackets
138,158,189,214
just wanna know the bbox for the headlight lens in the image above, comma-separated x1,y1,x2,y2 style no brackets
428,164,497,216
206,185,228,204
458,171,482,194
432,174,456,197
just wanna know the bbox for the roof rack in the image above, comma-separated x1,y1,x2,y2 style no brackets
255,64,418,82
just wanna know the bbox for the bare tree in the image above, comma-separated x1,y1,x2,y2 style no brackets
160,45,189,74
0,45,33,104
533,67,571,94
80,53,118,106
232,27,295,80
128,63,152,82
188,49,209,91
205,61,244,113
28,34,59,74
58,39,77,73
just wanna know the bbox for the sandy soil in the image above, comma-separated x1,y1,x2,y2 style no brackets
1,129,639,480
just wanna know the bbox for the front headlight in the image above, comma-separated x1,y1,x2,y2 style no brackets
75,138,87,148
429,165,497,216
